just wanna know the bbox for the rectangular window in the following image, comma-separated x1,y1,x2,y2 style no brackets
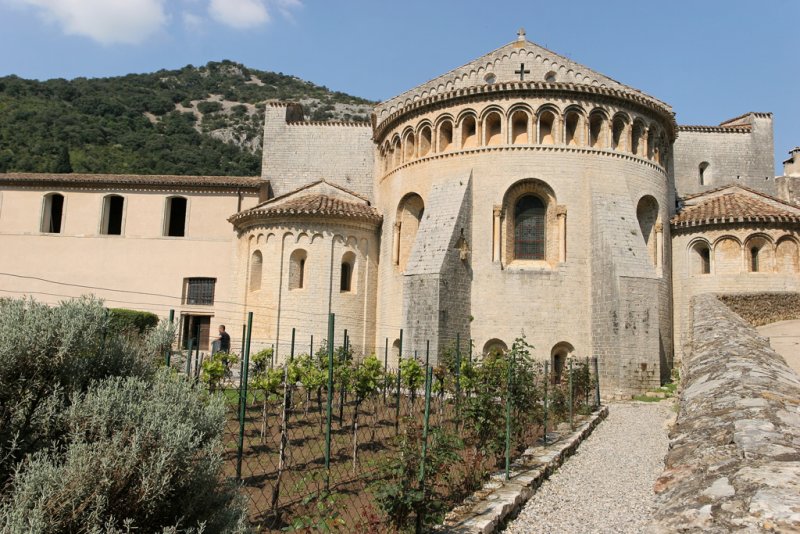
101,195,124,235
165,197,187,237
42,194,65,233
185,277,216,305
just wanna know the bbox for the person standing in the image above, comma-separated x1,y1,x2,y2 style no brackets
214,325,231,354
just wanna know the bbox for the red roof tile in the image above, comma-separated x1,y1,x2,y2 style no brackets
672,190,800,228
230,193,381,225
0,172,263,190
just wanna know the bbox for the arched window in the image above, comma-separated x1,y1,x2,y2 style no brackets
395,194,424,270
404,132,415,161
514,195,546,260
340,251,355,292
750,246,760,272
564,111,581,146
164,196,187,237
589,113,605,148
551,342,574,384
289,249,307,290
484,112,502,146
249,250,263,291
393,137,402,167
699,162,710,186
538,110,555,144
611,116,626,151
746,236,772,273
690,241,711,275
101,194,124,235
631,121,645,156
438,120,453,152
460,115,477,148
418,126,432,157
637,196,659,266
483,339,507,356
510,110,529,144
41,193,64,233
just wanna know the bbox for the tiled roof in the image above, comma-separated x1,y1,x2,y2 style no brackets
0,172,264,189
672,189,800,228
230,194,382,225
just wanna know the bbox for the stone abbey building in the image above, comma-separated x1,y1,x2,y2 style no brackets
1,31,798,397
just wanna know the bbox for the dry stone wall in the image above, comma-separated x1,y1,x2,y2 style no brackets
718,292,800,327
651,294,800,532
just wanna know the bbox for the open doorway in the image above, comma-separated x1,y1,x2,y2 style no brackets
181,314,211,350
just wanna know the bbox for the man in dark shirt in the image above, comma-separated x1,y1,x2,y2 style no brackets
215,325,231,353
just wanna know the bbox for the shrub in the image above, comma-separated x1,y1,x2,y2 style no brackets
201,351,239,392
0,370,248,533
0,297,172,486
108,307,159,334
197,100,223,114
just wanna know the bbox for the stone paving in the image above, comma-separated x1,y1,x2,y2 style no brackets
504,402,672,534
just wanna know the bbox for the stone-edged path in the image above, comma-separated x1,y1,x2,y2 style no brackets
504,402,672,534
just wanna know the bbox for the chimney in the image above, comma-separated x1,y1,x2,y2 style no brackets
784,147,800,177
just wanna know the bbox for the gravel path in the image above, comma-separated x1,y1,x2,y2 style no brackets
504,402,673,534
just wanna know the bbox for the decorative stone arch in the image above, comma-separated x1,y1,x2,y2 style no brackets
550,342,574,384
744,234,774,273
611,112,630,152
563,105,586,147
588,108,609,149
416,121,433,157
435,115,454,152
713,235,743,276
498,178,563,267
480,106,505,146
288,248,307,290
391,134,403,167
457,109,479,149
631,118,646,157
382,140,392,173
636,195,661,267
688,237,712,276
536,104,561,145
392,338,402,366
402,127,416,161
776,236,800,273
249,250,263,291
507,104,533,145
483,338,508,356
394,193,425,271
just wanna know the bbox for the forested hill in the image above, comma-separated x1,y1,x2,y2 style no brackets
0,60,374,176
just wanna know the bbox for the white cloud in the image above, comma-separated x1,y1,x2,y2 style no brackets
208,0,269,29
182,11,204,32
16,0,168,45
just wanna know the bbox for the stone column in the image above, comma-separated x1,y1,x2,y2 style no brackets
392,222,401,265
557,205,567,263
655,222,663,270
493,205,502,262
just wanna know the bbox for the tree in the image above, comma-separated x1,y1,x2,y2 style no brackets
53,145,72,173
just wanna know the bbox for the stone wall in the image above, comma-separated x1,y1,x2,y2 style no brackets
651,294,800,532
672,113,775,198
718,292,800,327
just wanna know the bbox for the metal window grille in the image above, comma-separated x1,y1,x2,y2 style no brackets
514,196,546,260
186,277,216,305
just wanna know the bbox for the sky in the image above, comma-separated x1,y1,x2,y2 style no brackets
0,0,797,171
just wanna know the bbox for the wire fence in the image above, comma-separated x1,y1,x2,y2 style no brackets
164,311,602,532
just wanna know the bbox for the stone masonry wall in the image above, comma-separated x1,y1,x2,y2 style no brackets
651,294,800,532
718,293,800,327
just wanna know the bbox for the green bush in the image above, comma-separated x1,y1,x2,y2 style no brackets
108,307,159,334
0,370,248,533
197,100,223,114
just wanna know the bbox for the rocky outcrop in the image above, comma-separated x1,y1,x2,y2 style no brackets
718,292,800,327
650,294,800,532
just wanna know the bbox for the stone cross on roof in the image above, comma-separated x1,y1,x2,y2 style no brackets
517,27,526,41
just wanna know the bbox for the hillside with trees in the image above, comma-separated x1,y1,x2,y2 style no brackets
0,60,374,176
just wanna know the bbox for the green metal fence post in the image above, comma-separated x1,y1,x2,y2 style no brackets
194,340,200,379
287,327,296,408
310,334,314,357
455,333,462,421
383,337,389,404
165,309,174,367
339,329,348,426
543,361,549,445
585,356,590,407
568,358,574,430
395,329,403,434
185,337,193,376
235,312,253,481
593,357,601,408
416,357,433,534
324,313,335,491
290,327,295,363
505,349,514,481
